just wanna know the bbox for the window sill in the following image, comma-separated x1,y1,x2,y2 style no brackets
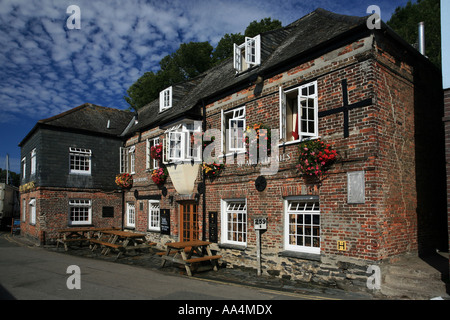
218,243,247,251
278,250,321,261
69,172,92,176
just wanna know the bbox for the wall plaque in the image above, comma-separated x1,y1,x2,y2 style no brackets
209,211,218,243
160,209,170,235
347,171,365,204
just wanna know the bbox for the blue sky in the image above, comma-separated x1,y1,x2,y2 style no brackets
0,0,413,173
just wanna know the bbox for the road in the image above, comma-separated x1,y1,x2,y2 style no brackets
0,232,345,303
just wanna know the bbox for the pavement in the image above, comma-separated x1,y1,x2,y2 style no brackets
2,232,380,300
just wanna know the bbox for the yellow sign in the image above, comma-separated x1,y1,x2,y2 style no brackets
337,241,347,251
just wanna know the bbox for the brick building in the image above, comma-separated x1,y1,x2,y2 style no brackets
18,8,447,292
18,103,133,242
118,8,447,290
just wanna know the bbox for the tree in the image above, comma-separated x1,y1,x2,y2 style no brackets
125,42,213,110
387,0,441,68
125,17,283,111
244,17,282,38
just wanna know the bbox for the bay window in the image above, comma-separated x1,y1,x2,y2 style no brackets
163,121,202,164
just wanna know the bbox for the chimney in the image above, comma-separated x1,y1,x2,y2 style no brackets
418,21,426,56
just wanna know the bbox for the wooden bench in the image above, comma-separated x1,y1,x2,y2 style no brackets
56,237,89,251
185,255,222,264
90,239,122,249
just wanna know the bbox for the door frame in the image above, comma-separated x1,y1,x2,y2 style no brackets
179,201,199,241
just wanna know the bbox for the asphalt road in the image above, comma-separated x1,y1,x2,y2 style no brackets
0,232,341,302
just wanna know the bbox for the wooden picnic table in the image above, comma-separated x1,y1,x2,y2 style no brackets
159,240,221,276
56,227,116,251
90,230,156,260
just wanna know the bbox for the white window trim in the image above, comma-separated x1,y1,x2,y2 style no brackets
221,106,246,155
148,200,160,231
29,198,36,225
68,199,92,226
21,157,26,181
146,137,160,170
126,202,136,228
159,86,173,112
283,196,320,254
129,146,135,174
279,81,318,144
30,148,36,176
233,35,260,72
220,198,247,246
69,147,92,175
22,198,26,222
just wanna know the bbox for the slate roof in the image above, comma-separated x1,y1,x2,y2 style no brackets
126,8,374,136
19,103,133,146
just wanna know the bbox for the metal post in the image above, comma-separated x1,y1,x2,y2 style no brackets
256,229,261,276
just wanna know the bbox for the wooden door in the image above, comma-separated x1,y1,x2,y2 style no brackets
180,202,199,241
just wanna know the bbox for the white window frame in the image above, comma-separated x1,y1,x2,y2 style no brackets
146,137,160,170
221,106,246,154
163,121,202,164
22,198,26,222
148,200,160,231
129,146,135,174
29,198,35,225
279,81,318,144
21,157,26,181
221,199,247,246
159,86,172,112
284,196,320,254
233,35,260,72
69,147,92,175
126,202,136,228
30,148,36,176
120,146,135,174
68,199,92,226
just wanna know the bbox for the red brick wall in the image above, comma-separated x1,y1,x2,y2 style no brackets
20,187,123,242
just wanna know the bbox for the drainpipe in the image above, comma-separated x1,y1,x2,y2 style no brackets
418,22,426,56
202,99,206,242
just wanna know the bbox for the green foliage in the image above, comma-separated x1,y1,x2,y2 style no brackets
0,168,20,187
387,0,441,68
125,17,282,111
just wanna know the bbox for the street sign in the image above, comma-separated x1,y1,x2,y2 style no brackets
254,218,267,230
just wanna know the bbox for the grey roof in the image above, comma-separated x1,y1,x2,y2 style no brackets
19,103,133,146
127,8,370,136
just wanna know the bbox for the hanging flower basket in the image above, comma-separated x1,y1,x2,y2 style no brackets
151,167,169,186
245,123,271,159
150,143,163,162
296,139,338,180
115,173,133,189
202,161,225,178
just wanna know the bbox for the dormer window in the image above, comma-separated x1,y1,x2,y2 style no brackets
159,86,172,112
233,35,261,73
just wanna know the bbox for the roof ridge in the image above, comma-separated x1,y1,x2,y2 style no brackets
38,103,90,124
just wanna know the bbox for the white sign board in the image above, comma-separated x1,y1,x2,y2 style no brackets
254,218,267,230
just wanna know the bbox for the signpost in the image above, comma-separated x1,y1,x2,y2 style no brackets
254,218,267,276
